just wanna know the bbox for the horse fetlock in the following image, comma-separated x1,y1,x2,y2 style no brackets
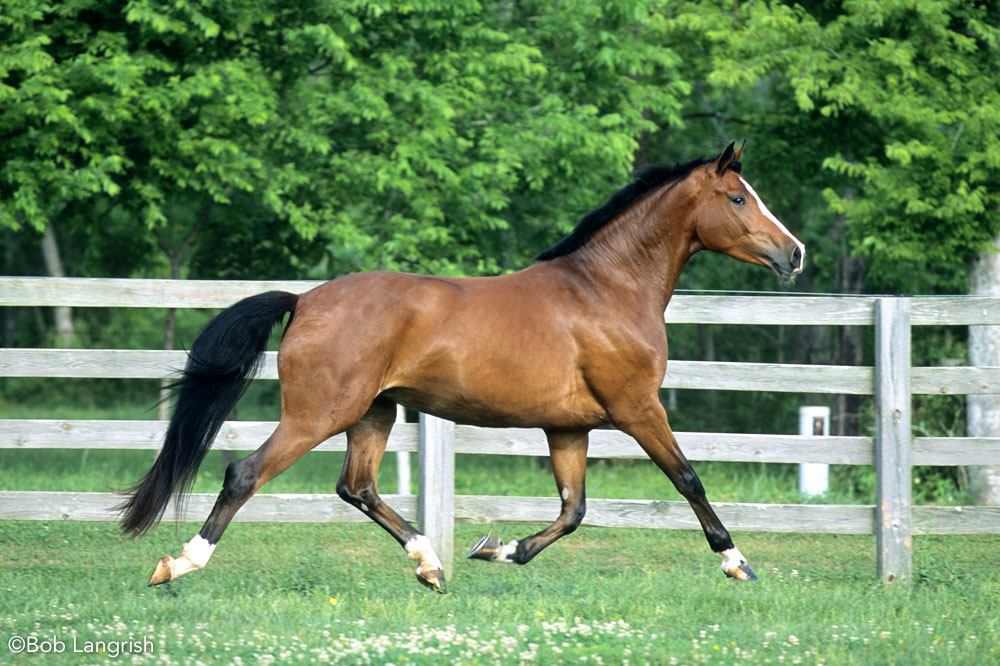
720,547,758,581
466,535,519,563
147,535,216,586
404,535,446,592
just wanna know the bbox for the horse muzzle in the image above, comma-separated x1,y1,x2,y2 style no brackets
769,244,804,280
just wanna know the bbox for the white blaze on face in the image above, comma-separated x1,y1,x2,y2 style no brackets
739,176,805,265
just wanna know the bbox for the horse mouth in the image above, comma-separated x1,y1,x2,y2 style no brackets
769,261,800,282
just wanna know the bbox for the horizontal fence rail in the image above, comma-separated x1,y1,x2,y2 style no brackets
3,277,1000,582
4,350,1000,396
5,419,1000,466
5,276,1000,324
1,492,996,536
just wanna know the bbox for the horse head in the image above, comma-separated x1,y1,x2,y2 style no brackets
691,142,805,280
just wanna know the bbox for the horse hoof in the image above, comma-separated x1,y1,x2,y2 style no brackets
466,535,503,561
148,556,174,586
416,568,447,594
725,562,758,582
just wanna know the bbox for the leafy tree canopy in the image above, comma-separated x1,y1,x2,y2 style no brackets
1,0,692,277
687,0,1000,292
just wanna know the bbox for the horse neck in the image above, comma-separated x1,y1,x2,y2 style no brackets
562,180,699,312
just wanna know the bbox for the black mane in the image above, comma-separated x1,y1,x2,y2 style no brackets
535,155,741,261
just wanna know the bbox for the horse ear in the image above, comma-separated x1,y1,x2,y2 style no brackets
734,139,746,161
715,142,736,175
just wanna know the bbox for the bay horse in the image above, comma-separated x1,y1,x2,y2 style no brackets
120,142,804,593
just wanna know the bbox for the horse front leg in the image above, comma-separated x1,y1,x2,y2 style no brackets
468,429,588,565
613,400,757,581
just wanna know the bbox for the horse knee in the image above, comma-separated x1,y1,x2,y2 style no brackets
675,466,705,500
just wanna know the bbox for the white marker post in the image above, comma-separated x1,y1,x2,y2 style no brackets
798,406,830,496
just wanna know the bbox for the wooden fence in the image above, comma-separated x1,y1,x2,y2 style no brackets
2,277,1000,582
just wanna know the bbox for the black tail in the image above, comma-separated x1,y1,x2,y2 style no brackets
119,291,299,536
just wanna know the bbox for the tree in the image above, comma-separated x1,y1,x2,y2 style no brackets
669,0,1000,496
2,0,695,278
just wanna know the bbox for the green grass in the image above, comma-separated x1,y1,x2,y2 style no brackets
1,522,997,664
0,391,987,663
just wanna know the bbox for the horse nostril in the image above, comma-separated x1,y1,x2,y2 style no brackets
791,246,802,269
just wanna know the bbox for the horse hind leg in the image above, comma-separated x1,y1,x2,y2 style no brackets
468,429,588,565
335,399,448,593
147,417,343,586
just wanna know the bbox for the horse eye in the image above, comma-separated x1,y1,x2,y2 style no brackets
731,195,746,206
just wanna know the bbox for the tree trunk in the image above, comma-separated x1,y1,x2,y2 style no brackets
41,220,74,346
828,195,866,438
835,253,866,436
967,236,1000,505
153,205,209,420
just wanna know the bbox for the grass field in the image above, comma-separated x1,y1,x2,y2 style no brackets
1,394,991,664
1,522,997,665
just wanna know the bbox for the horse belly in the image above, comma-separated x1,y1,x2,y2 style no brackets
382,340,606,429
383,385,604,429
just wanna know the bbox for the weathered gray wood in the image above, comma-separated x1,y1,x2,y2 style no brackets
453,426,876,464
667,295,1000,326
0,419,419,452
911,437,1000,466
0,277,322,308
0,491,415,523
0,349,187,378
418,414,455,577
666,295,876,325
874,298,912,583
0,419,877,464
2,349,878,394
910,297,1000,326
395,405,413,495
13,420,992,466
4,490,995,535
912,505,1000,534
911,366,1000,395
662,360,874,394
454,496,875,534
0,348,281,379
673,433,874,464
5,279,1000,326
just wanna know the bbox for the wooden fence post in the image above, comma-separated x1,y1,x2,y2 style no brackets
874,297,912,582
418,413,455,578
395,404,411,495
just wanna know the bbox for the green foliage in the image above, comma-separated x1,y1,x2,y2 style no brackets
4,1,999,485
691,0,1000,293
1,0,693,277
